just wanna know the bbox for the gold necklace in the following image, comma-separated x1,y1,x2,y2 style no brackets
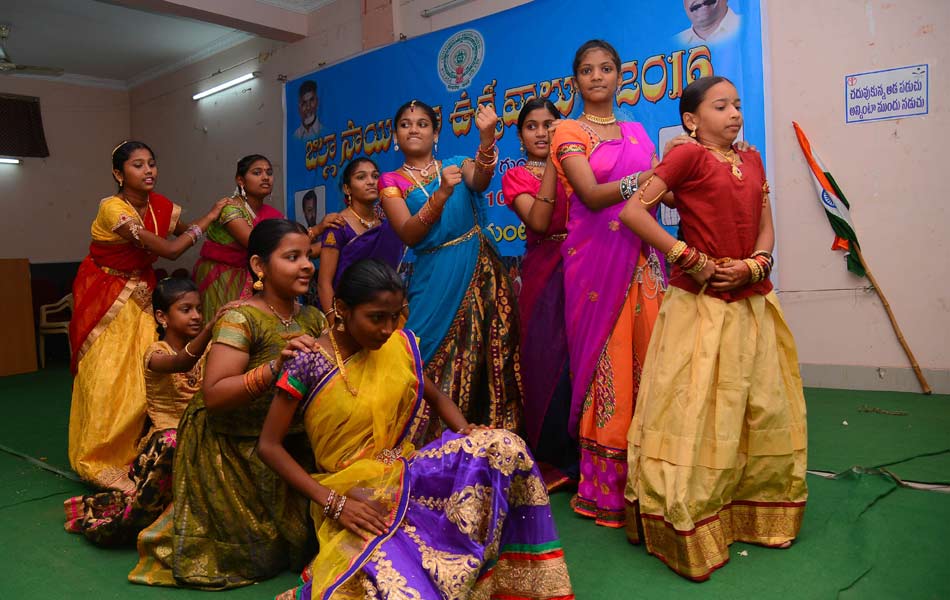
402,166,441,200
704,145,743,180
402,159,437,177
582,112,617,125
328,329,358,396
348,206,379,229
266,302,295,327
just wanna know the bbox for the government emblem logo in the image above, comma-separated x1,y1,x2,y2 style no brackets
437,29,485,92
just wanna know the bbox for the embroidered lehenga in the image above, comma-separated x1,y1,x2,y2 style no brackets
379,157,522,431
68,193,181,491
550,120,667,527
274,329,573,599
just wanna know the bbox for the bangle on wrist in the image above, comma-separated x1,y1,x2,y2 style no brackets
183,342,198,358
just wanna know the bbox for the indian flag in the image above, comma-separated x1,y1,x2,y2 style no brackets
792,121,866,277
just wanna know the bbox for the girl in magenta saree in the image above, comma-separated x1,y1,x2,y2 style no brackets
502,98,576,491
550,40,668,528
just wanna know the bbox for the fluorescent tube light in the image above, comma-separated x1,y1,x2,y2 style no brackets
192,72,258,101
0,157,22,165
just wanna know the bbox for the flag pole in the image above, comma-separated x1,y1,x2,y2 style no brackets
851,245,932,394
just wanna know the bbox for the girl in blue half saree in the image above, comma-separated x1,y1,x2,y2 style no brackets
259,259,573,600
378,99,522,432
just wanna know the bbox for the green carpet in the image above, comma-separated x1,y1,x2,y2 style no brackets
805,388,950,483
1,367,949,598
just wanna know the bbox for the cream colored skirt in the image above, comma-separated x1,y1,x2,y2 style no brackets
625,287,808,581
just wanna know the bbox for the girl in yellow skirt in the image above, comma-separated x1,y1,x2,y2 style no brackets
618,76,807,581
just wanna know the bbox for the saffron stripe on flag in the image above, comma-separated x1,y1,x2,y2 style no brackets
792,122,866,277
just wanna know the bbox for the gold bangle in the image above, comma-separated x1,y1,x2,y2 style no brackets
183,342,198,358
743,258,762,283
637,174,660,206
535,196,555,205
685,252,708,274
665,240,687,264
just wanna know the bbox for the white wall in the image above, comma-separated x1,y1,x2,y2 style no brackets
0,79,129,262
764,0,948,390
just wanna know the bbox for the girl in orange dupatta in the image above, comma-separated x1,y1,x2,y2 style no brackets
69,141,231,491
549,41,668,528
259,259,572,600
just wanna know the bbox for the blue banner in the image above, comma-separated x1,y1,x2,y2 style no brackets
285,0,764,255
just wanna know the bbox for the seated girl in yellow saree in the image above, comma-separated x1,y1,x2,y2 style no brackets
259,259,573,600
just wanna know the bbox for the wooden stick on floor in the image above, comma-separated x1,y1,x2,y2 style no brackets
852,245,932,394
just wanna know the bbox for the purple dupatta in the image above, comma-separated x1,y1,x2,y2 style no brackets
562,121,665,434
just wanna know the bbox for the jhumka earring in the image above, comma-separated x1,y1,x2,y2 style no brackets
333,304,346,332
253,272,264,291
519,140,525,154
239,185,247,199
434,140,439,155
690,126,698,138
394,141,399,152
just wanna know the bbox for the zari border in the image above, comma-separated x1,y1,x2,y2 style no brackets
320,458,412,600
577,438,627,460
571,495,624,527
300,361,340,414
638,500,806,581
169,203,182,234
475,541,575,600
394,329,426,447
75,276,140,366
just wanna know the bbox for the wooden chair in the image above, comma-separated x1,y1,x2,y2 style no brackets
38,293,72,368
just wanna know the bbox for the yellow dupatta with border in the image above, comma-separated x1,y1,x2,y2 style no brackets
299,330,426,598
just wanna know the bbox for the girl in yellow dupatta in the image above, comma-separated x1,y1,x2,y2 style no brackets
260,259,573,600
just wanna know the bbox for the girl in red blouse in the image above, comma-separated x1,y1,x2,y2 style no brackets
618,76,807,581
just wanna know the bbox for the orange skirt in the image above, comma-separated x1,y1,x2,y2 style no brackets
572,253,663,527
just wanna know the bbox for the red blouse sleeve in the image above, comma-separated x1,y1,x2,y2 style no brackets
501,167,540,211
653,142,704,192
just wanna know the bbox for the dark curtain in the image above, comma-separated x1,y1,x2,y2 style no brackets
0,94,50,157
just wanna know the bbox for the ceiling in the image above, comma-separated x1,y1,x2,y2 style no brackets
0,0,333,88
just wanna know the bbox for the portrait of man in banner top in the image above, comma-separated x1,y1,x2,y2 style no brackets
676,0,741,45
294,79,320,141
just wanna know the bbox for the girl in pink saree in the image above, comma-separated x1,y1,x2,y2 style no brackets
550,40,668,528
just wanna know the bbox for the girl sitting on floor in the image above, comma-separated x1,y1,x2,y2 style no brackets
259,258,573,599
65,278,225,545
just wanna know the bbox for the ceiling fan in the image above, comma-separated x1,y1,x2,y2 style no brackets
0,24,64,76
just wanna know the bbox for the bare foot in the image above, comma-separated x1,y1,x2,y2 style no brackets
777,540,792,549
